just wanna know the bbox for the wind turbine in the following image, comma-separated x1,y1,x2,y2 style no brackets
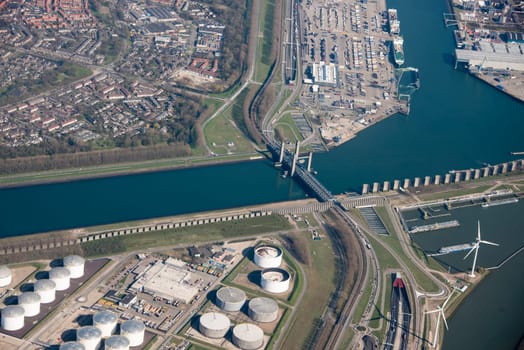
425,291,453,347
463,220,499,277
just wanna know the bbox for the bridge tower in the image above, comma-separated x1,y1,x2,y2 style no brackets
307,152,313,172
290,141,300,176
279,143,285,163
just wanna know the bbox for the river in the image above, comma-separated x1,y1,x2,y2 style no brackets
0,0,523,348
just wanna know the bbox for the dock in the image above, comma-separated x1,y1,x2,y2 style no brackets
408,220,460,234
428,243,474,257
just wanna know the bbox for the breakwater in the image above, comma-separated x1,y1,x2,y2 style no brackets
360,159,523,194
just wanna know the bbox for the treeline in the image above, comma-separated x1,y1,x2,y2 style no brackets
0,143,191,174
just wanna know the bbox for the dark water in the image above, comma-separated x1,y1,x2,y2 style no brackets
407,201,524,350
314,0,524,194
0,0,523,347
0,161,305,236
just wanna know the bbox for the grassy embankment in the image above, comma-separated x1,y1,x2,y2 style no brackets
81,214,291,257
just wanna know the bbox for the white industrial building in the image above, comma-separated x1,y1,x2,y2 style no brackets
312,62,338,86
63,255,85,279
120,319,145,347
131,260,199,304
0,265,12,287
456,40,524,71
198,312,230,338
254,245,282,268
260,268,291,294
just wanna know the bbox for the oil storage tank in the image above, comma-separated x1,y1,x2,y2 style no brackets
1,305,25,331
216,286,246,312
49,267,71,291
198,312,230,338
0,265,12,287
34,279,57,303
254,245,282,268
120,319,145,346
63,255,85,279
260,268,290,294
59,342,86,350
76,325,102,350
248,297,278,323
104,335,130,350
93,310,117,337
232,323,264,350
18,292,41,317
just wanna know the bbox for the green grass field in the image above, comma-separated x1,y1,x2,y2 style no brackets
81,215,291,256
274,112,303,143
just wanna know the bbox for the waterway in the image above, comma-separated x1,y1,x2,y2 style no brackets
0,0,523,347
407,201,524,350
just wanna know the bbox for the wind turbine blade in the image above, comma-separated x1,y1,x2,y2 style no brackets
463,246,475,260
443,292,453,308
441,311,449,330
480,240,499,246
477,220,481,241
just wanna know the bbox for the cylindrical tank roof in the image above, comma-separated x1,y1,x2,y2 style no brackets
0,265,11,279
216,286,246,312
18,292,41,304
93,310,117,325
0,265,12,287
77,325,103,340
49,267,71,279
121,319,145,347
121,319,145,333
104,335,130,350
199,312,230,338
248,297,279,323
2,305,25,317
63,255,85,266
254,245,283,268
260,268,291,294
232,323,264,350
59,342,86,350
34,279,56,291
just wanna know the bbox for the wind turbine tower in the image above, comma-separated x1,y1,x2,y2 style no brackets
425,291,454,348
463,220,499,277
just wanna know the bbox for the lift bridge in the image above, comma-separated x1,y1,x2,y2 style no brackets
267,141,335,203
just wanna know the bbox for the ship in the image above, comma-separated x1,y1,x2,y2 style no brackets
388,9,400,35
392,36,405,66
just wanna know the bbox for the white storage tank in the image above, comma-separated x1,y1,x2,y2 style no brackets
254,245,283,268
198,312,230,338
59,342,86,350
232,323,264,350
34,279,57,304
260,268,290,294
49,267,71,291
216,286,246,312
104,335,130,350
76,325,102,350
0,265,12,287
1,305,25,331
18,292,41,317
93,310,117,337
120,319,145,346
248,297,278,323
63,255,86,279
